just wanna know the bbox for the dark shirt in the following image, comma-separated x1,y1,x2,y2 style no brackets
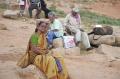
28,0,40,4
40,0,46,7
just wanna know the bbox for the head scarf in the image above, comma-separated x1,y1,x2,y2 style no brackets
71,7,80,23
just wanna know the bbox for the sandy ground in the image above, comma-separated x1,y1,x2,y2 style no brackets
0,17,120,79
0,0,120,79
90,1,120,19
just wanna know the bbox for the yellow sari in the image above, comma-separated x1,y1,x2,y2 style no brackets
17,33,70,79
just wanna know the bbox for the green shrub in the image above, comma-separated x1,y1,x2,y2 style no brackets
78,10,120,26
49,3,66,17
0,3,6,8
49,4,56,12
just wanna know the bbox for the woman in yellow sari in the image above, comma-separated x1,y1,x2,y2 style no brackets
17,21,70,79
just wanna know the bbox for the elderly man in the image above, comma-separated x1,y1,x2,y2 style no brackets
46,12,63,49
64,7,93,51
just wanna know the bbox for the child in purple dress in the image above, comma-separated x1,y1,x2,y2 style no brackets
17,0,26,16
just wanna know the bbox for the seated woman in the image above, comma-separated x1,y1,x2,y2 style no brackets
17,21,70,79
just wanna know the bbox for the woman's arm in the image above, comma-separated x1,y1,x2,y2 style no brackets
30,34,47,55
31,45,47,55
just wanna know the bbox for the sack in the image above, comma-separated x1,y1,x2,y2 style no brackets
63,36,75,48
93,26,113,35
88,26,113,40
54,57,62,72
30,0,39,3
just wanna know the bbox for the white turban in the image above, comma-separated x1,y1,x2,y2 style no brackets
72,7,79,12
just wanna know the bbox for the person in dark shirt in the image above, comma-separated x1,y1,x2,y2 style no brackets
40,0,51,18
27,0,41,19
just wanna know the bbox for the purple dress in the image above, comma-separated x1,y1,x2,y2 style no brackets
20,0,26,10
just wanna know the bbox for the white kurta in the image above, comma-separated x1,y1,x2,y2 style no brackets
64,13,91,49
64,13,81,28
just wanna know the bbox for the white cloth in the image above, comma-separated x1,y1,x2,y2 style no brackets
63,36,75,48
17,0,24,5
72,7,79,12
69,27,91,49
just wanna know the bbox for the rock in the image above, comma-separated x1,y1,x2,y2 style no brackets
53,38,63,48
24,9,45,18
89,34,115,46
3,10,20,19
108,63,115,67
97,44,120,59
0,22,7,30
114,34,120,46
106,55,117,62
9,45,14,47
112,26,120,46
16,65,46,79
19,26,28,29
50,47,80,56
112,26,120,32
50,47,64,56
65,47,80,56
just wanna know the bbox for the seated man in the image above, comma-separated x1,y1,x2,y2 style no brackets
64,7,93,51
46,12,63,49
27,0,41,19
40,0,51,18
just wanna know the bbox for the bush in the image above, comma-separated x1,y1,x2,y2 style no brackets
49,4,66,17
0,3,6,8
78,10,120,26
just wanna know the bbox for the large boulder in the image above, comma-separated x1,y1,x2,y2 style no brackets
53,38,63,48
0,60,46,79
89,34,115,46
114,34,120,46
97,44,120,59
50,47,80,56
3,10,20,19
112,26,120,46
16,65,46,79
